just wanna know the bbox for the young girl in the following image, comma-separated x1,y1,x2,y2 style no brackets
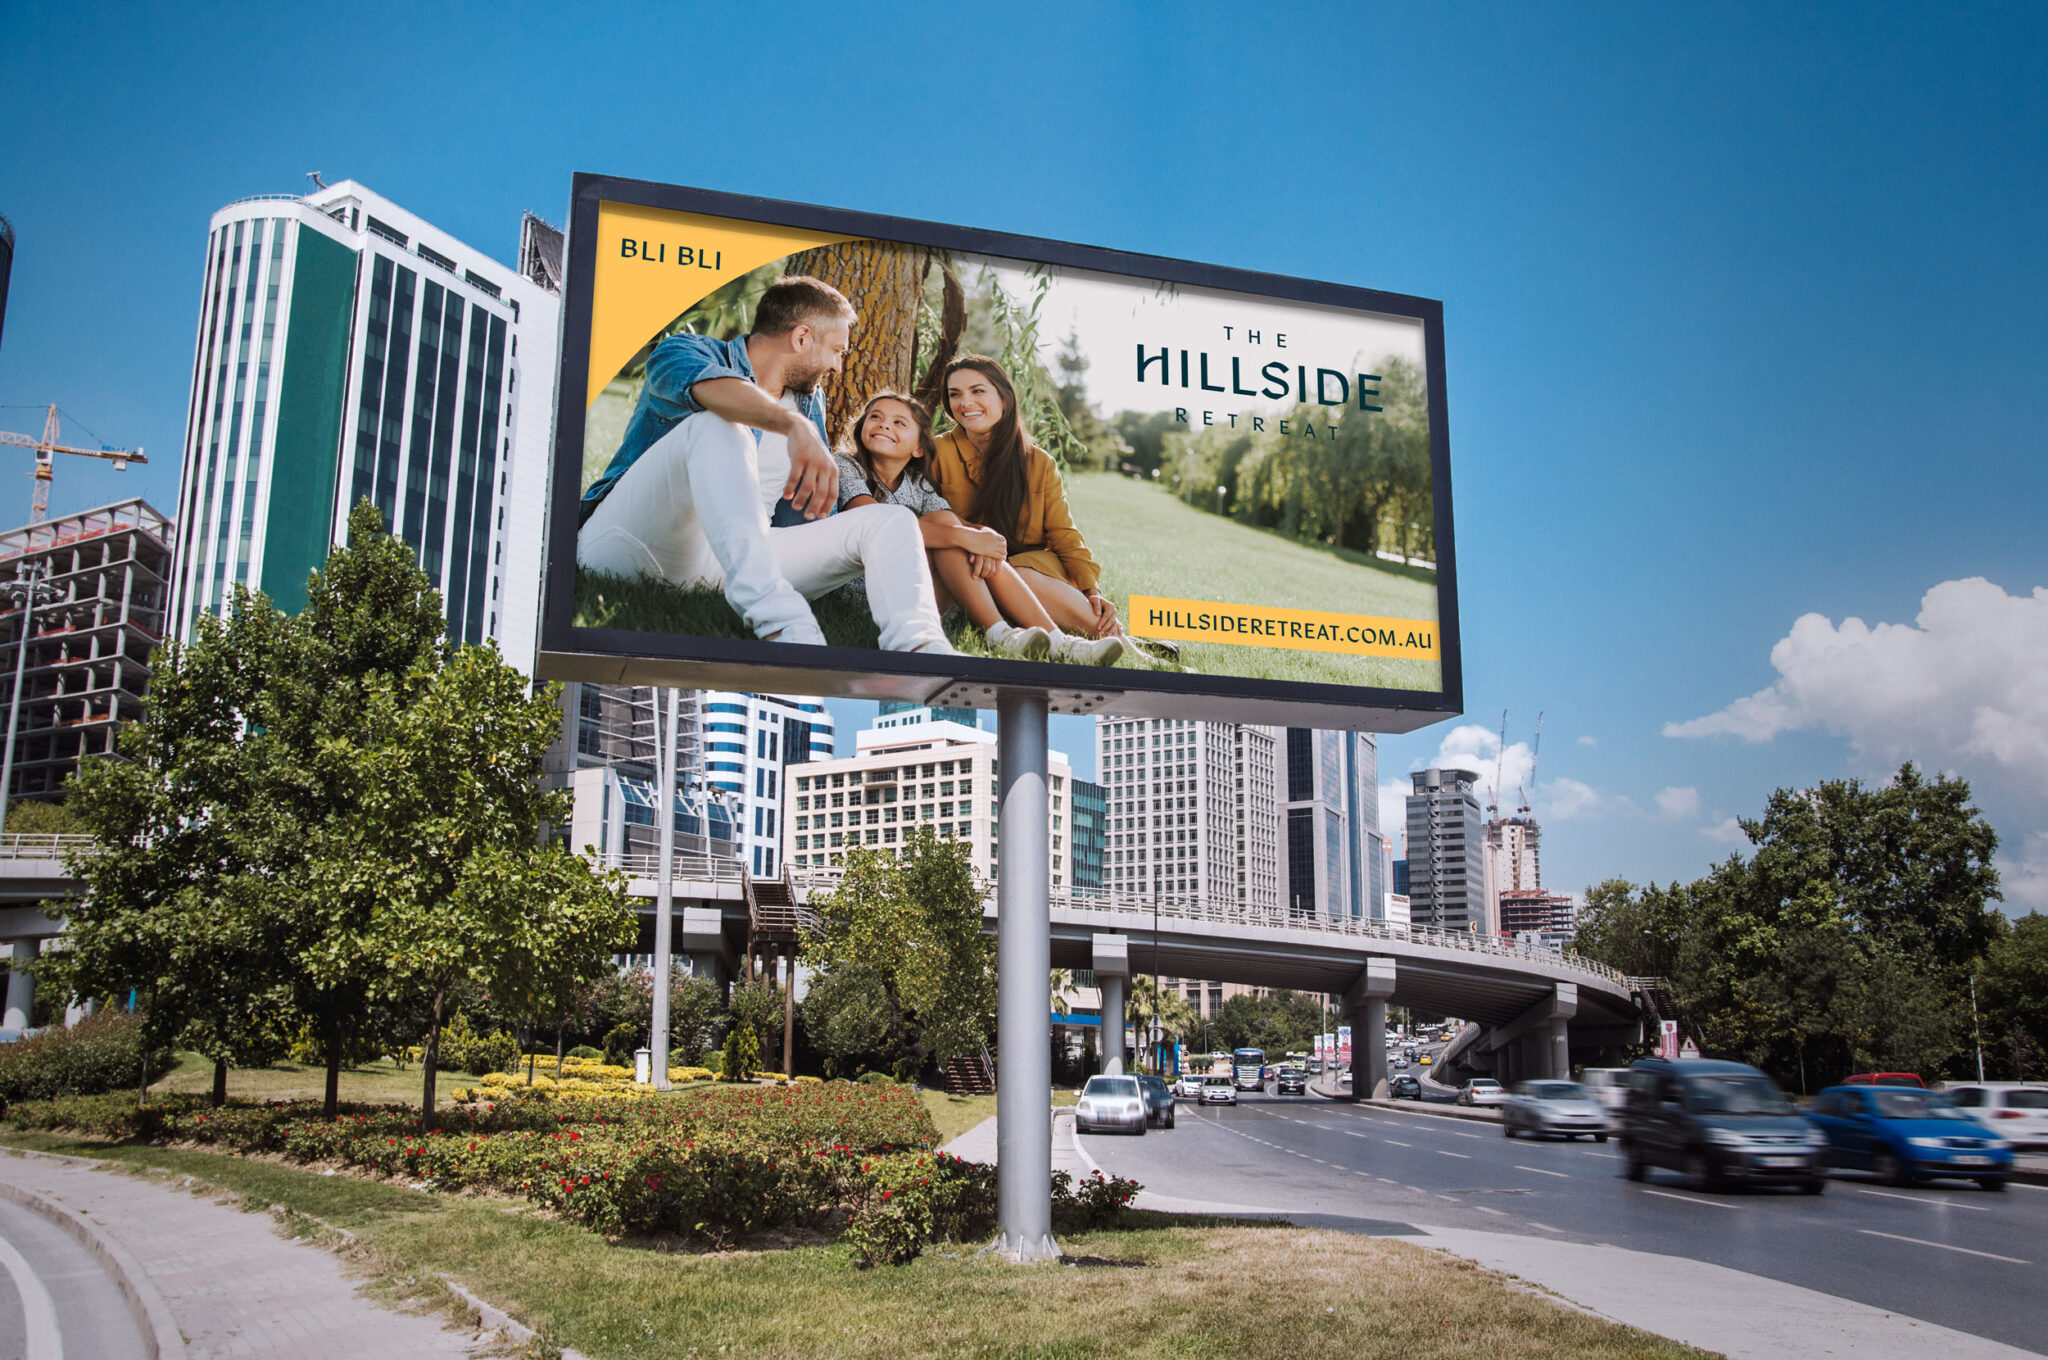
835,390,1073,661
927,357,1126,666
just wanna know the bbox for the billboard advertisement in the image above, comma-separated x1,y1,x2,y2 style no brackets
541,175,1460,728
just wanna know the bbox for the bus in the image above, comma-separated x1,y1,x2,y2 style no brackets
1233,1047,1267,1091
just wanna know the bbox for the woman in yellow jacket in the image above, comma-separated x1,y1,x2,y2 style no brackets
930,356,1125,666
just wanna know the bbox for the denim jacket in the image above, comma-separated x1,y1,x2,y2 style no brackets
580,332,830,525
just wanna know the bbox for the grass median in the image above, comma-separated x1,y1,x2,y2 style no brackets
0,1127,1705,1360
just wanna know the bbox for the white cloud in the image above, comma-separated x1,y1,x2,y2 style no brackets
1701,817,1749,847
2005,832,2048,911
1545,778,1603,820
1655,786,1702,819
1576,735,1599,748
1663,578,2048,794
1419,723,1536,815
1378,780,1410,855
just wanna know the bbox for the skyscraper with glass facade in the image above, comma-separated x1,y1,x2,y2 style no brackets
1279,728,1383,921
168,181,557,668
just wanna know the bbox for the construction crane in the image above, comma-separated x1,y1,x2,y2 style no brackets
1486,709,1507,816
1516,711,1544,817
0,405,144,523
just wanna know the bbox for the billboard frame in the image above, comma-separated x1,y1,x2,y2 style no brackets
540,173,1462,732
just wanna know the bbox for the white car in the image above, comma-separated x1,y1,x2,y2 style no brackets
1174,1073,1205,1099
1075,1075,1148,1135
1945,1083,2048,1150
1502,1079,1612,1141
1577,1067,1632,1115
1201,1074,1238,1105
1457,1078,1508,1108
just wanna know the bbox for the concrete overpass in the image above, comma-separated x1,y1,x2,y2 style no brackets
3,838,1651,1091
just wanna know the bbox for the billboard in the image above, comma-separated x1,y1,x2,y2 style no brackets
541,175,1460,729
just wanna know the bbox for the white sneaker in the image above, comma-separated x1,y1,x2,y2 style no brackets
1050,631,1126,666
988,623,1052,661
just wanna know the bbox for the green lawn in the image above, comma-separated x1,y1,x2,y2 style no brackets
1069,473,1442,691
148,1053,450,1106
572,474,1440,693
0,1132,1708,1360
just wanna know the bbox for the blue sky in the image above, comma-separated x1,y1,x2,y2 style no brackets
3,3,2045,906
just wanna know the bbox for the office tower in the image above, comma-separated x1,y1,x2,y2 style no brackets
168,181,557,668
875,698,979,729
785,713,1073,887
0,500,173,802
1405,767,1487,932
1278,728,1382,920
1096,716,1239,904
1233,725,1280,911
1070,778,1106,891
701,690,833,877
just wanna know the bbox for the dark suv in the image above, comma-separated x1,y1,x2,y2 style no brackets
1276,1066,1307,1095
1619,1058,1826,1194
1138,1073,1176,1129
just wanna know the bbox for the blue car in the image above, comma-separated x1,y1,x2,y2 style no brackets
1806,1085,2014,1190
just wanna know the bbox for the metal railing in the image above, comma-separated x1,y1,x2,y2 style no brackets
790,870,1630,989
602,851,748,883
0,834,96,861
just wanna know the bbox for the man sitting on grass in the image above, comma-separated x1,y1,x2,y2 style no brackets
578,276,953,653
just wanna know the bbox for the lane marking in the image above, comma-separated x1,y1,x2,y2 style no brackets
1474,1205,1507,1216
1437,1150,1471,1160
1514,1165,1571,1179
1641,1189,1739,1210
1527,1221,1563,1233
1857,1229,2028,1265
1453,1132,1482,1140
1583,1152,1622,1160
1855,1186,1990,1212
0,1225,63,1360
1384,1140,1411,1148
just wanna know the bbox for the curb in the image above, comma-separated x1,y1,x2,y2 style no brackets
444,1278,594,1360
0,1173,188,1360
1310,1084,1503,1125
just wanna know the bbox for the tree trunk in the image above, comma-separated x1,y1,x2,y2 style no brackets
420,985,446,1132
783,952,795,1081
554,1023,564,1081
211,1057,229,1107
782,240,921,441
323,1012,344,1120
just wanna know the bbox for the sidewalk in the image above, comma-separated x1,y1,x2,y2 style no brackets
0,1149,492,1359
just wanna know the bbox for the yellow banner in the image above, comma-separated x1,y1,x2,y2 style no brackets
1128,595,1438,659
585,203,851,409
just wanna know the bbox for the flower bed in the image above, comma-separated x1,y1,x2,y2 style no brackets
0,1079,1145,1264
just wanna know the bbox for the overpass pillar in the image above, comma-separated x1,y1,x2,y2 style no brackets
4,938,35,1032
1544,1016,1571,1080
993,690,1057,1263
1345,958,1396,1100
1092,935,1129,1076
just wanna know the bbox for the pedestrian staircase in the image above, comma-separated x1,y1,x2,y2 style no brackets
945,1048,995,1095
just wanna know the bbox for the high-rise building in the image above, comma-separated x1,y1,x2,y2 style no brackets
0,500,174,803
1279,728,1383,920
875,699,978,729
784,716,1074,886
1096,716,1240,904
701,690,833,877
1500,889,1577,950
1483,814,1540,938
1070,778,1106,891
1232,725,1280,911
168,181,557,668
1405,767,1487,932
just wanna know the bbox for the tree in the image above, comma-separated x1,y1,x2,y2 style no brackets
803,831,994,1078
46,591,304,1106
1127,978,1199,1070
330,643,633,1128
1575,765,2005,1090
783,239,923,440
1980,913,2048,1079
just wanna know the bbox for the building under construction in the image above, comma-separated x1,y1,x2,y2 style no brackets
0,499,174,802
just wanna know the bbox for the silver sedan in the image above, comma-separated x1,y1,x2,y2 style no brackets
1502,1079,1613,1141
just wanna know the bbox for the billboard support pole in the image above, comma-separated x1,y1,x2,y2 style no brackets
993,688,1058,1263
650,686,678,1090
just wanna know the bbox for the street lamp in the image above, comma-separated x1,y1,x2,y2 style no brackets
0,561,63,841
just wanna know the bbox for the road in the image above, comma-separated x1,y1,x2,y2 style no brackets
1080,1077,2047,1355
0,1194,152,1360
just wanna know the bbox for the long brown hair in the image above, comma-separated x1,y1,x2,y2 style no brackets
839,391,938,501
942,356,1033,548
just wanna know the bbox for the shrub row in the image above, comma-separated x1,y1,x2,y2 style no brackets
2,1079,1140,1264
0,1013,174,1106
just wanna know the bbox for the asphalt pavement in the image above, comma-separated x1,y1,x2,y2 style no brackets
0,1192,152,1360
1075,1082,2047,1356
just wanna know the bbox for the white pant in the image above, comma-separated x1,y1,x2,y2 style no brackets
577,410,949,652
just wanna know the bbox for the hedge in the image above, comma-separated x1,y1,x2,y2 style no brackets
0,1013,174,1106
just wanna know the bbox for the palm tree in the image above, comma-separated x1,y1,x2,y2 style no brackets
1127,978,1201,1072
